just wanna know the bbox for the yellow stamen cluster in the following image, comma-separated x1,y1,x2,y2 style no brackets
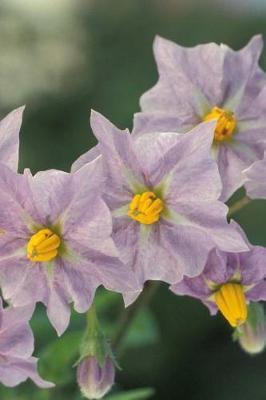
27,228,61,262
214,282,247,327
128,191,163,224
204,106,236,142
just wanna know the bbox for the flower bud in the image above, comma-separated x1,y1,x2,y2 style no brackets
236,303,266,355
77,356,115,399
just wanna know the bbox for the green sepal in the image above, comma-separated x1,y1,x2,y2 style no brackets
74,304,121,370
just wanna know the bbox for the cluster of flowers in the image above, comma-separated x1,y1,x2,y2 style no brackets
1,34,266,397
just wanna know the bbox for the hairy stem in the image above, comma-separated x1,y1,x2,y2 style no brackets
228,195,251,218
113,281,159,353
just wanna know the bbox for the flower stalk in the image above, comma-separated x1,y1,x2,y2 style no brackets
113,281,159,353
76,303,116,399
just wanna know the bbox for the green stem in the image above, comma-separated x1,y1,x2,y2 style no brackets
80,303,108,366
228,195,251,218
86,303,99,335
113,281,159,353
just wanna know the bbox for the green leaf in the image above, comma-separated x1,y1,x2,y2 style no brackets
95,288,121,311
121,307,160,349
105,387,155,400
104,307,160,350
39,331,82,384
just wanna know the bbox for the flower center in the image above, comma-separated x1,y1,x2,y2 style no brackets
204,106,236,142
214,282,247,327
27,228,61,262
128,191,163,224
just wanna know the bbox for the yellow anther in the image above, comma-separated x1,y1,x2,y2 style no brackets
214,282,247,327
27,228,61,262
204,106,236,142
128,191,163,224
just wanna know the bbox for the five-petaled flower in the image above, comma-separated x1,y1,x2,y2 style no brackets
0,160,136,335
73,111,248,303
134,35,266,201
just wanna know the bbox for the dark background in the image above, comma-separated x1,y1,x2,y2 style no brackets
1,0,266,399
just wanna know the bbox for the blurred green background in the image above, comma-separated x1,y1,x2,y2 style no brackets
1,0,266,399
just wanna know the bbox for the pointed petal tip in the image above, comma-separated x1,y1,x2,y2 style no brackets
5,105,26,120
187,119,216,147
123,289,142,307
90,108,97,117
90,109,110,131
90,109,103,121
14,104,26,113
250,33,263,44
36,379,55,389
153,34,164,47
1,105,26,127
51,316,69,337
47,300,71,337
247,33,264,55
153,34,173,53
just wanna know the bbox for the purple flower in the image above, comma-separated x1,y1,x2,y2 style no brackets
77,356,115,399
244,152,266,199
0,106,25,172
73,111,248,303
171,244,266,327
0,299,53,388
0,159,136,335
134,35,266,201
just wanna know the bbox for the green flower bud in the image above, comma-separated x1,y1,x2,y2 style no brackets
235,303,266,355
